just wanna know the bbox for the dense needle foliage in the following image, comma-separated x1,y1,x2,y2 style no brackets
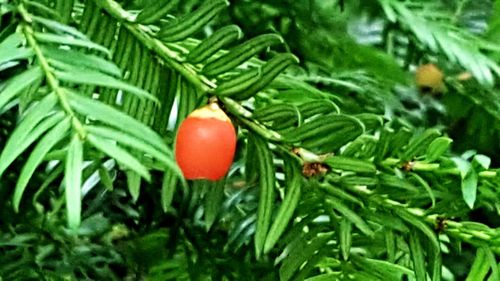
0,0,499,280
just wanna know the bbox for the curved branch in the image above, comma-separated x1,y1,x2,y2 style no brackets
19,4,86,139
92,0,214,93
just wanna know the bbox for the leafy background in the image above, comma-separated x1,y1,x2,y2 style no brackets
0,0,499,280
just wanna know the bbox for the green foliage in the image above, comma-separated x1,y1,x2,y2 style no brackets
1,0,500,280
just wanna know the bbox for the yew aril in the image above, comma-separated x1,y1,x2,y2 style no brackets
175,103,236,181
415,63,445,94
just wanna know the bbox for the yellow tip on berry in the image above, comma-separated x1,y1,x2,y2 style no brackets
189,103,231,123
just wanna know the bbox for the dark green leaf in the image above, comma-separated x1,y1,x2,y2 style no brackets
65,133,83,230
409,231,427,281
351,255,414,281
161,169,178,212
473,154,491,169
42,46,121,77
0,93,60,178
465,247,490,281
13,117,71,212
326,199,374,237
67,91,173,160
32,15,87,39
0,66,43,111
462,169,478,209
0,32,23,49
426,137,452,162
252,133,276,259
204,180,225,231
85,125,180,176
280,233,334,281
0,47,34,66
33,32,110,56
264,161,301,254
86,134,151,181
55,69,157,102
126,170,141,202
339,218,352,261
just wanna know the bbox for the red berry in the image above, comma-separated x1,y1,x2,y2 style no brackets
175,103,236,181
